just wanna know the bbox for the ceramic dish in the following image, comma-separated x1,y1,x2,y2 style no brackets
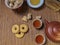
33,19,42,29
5,0,24,9
35,34,46,45
27,0,44,8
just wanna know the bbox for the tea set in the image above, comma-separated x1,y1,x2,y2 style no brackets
4,0,60,45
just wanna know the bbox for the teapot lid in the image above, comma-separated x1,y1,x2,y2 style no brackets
45,21,60,42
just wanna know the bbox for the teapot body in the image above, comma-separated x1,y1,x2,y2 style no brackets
45,20,60,42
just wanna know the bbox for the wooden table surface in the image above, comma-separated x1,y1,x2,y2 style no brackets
0,0,60,45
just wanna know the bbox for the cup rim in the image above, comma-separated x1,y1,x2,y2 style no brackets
5,0,24,9
27,0,44,8
33,19,42,29
35,34,46,45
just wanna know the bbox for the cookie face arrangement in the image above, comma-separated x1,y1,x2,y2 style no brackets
12,24,29,38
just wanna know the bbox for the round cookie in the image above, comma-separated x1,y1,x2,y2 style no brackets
20,24,28,33
15,32,24,38
12,24,19,33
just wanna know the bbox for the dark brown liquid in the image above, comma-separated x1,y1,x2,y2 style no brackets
35,35,44,44
33,20,41,28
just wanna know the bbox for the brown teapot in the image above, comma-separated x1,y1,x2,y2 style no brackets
45,20,60,42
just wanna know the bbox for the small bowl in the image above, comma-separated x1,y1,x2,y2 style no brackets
27,0,44,8
5,0,24,9
33,19,42,29
35,34,46,45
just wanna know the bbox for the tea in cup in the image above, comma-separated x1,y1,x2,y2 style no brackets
33,19,42,29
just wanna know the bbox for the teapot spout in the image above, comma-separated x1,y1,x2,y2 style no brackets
44,19,49,26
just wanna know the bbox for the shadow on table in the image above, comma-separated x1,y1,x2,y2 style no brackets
12,2,45,15
13,1,29,15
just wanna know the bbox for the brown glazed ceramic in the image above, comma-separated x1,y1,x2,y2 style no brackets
45,20,60,42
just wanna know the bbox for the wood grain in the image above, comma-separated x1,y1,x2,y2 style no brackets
0,0,60,45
